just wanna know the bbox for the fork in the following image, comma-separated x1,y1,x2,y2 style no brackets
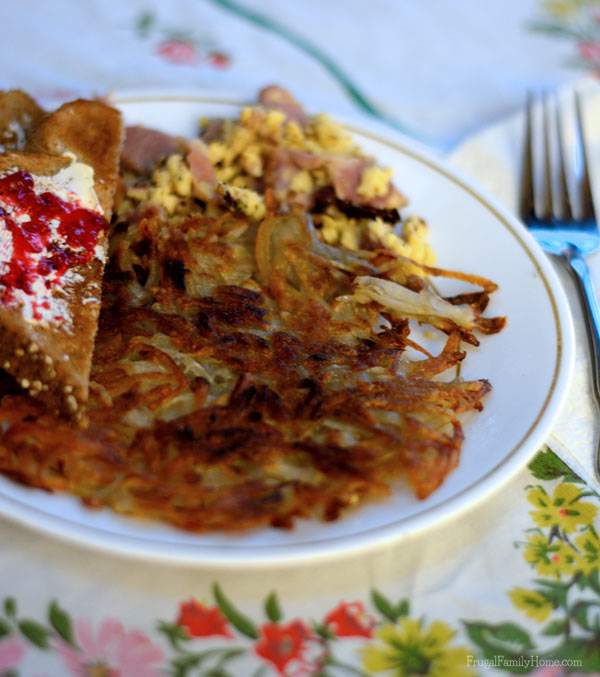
520,91,600,482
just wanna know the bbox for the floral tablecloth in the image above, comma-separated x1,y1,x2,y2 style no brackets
0,448,598,676
1,1,600,675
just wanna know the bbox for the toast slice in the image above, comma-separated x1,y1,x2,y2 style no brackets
0,97,123,418
27,99,123,217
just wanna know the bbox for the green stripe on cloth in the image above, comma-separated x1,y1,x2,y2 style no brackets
205,0,425,141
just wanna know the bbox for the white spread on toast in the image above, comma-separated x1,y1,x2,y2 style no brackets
0,228,13,272
34,155,103,216
0,159,106,329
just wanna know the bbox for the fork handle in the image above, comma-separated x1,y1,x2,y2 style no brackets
565,247,600,482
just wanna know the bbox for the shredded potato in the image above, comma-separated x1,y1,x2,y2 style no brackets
0,87,506,532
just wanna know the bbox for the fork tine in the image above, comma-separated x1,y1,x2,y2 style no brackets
541,92,554,220
554,95,573,221
575,92,596,220
520,92,535,220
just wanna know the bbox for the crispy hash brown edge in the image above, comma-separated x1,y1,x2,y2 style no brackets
0,209,504,532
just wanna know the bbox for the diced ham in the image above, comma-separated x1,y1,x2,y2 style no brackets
258,86,308,126
265,149,323,208
122,125,181,174
326,156,370,203
265,149,404,211
325,156,405,210
266,149,296,199
186,139,216,199
287,149,323,171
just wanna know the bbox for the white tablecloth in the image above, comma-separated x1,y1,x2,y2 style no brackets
0,0,585,145
1,2,600,675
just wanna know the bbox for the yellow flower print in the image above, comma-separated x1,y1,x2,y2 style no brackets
523,533,578,578
542,0,585,18
574,529,600,575
527,483,597,533
509,587,553,622
361,618,474,677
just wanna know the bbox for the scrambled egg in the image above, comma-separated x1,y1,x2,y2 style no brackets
122,103,433,268
202,107,361,196
124,153,194,216
318,212,434,266
123,152,266,221
320,213,362,251
369,216,435,265
217,182,266,221
357,167,393,199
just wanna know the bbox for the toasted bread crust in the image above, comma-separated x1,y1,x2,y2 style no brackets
0,151,70,176
27,100,124,218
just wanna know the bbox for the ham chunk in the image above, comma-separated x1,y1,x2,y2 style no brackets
259,86,308,126
186,139,216,200
326,156,405,210
122,125,181,174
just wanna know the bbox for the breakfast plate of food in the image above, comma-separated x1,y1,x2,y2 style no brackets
0,87,573,566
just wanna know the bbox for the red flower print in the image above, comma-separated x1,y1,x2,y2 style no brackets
156,40,199,66
255,620,321,676
324,601,376,638
578,41,600,64
208,51,231,69
176,599,232,638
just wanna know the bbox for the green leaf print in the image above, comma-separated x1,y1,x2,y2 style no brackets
543,637,600,671
18,619,49,648
464,621,534,673
157,620,190,650
570,600,600,632
533,579,569,608
48,600,75,646
212,583,258,639
0,618,10,638
371,589,409,623
541,618,568,636
264,592,282,623
528,448,582,482
136,11,155,38
3,598,16,618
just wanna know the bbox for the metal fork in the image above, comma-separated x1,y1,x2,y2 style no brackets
521,91,600,482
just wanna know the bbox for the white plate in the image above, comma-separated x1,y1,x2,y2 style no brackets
0,92,574,567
